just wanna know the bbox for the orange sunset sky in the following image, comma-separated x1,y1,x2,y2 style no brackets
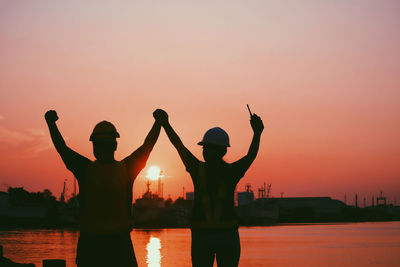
0,1,399,205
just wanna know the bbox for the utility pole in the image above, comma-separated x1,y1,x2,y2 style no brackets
355,194,358,208
266,183,271,199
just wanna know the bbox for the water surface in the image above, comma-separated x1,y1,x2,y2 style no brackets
1,222,399,267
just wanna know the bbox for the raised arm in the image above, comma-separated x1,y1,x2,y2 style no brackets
123,111,162,170
154,109,199,170
45,110,90,174
232,114,264,178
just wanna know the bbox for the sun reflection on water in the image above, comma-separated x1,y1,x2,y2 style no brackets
146,236,161,267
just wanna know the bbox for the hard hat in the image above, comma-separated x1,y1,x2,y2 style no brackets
89,121,120,141
198,127,230,147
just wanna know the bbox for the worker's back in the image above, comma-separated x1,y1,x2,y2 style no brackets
80,160,133,234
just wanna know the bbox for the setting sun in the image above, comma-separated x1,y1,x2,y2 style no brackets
147,166,161,181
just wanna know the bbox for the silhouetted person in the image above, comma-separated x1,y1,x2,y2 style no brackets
154,109,264,267
45,110,163,267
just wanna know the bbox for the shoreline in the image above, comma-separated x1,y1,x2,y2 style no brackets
1,219,399,231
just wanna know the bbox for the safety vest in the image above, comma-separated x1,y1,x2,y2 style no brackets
80,161,133,234
190,162,239,229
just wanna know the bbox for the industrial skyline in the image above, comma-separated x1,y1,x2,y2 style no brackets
1,1,399,202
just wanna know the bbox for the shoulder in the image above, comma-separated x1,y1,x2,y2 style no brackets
121,157,143,182
123,153,145,169
118,160,128,170
186,160,203,183
225,162,245,183
72,159,91,179
220,161,233,172
186,158,201,174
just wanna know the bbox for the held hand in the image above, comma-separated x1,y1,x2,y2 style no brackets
153,109,169,125
45,110,59,124
250,114,264,134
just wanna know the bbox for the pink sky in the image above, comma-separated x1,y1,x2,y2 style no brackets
1,1,399,205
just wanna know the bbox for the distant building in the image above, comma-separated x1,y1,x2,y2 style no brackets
237,184,255,206
186,192,194,200
272,197,346,214
238,191,255,206
0,191,8,216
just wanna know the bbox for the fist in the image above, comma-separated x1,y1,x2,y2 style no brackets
153,109,168,124
250,114,264,134
45,110,58,123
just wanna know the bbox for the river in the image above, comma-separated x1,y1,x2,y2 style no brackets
1,222,399,267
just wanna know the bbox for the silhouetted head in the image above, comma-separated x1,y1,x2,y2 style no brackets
90,121,119,162
202,144,227,163
198,127,230,163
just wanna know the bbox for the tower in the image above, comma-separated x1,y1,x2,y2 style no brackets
355,194,358,208
60,179,67,203
266,183,272,199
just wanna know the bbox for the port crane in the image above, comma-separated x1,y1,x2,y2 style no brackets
258,183,272,199
60,179,67,203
